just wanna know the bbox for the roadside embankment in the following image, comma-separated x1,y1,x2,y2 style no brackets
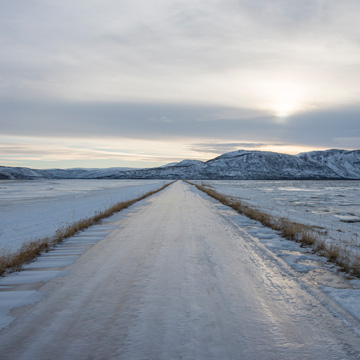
188,181,360,277
0,181,174,276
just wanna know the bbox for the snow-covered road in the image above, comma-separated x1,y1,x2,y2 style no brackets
1,181,360,359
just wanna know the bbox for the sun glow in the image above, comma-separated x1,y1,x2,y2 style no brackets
255,78,306,119
274,102,296,118
272,87,303,119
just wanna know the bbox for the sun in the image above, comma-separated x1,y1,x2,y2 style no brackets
258,79,305,119
275,102,296,118
272,84,302,118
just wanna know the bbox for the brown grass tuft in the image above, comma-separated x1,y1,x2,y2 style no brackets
327,244,340,262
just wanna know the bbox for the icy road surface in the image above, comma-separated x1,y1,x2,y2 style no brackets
1,181,360,359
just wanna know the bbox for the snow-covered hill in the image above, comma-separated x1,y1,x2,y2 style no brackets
1,149,359,180
297,149,360,179
0,166,134,180
105,149,360,180
0,166,47,180
201,150,340,179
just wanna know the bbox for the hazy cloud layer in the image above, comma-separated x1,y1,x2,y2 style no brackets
1,0,359,167
191,142,290,155
1,100,359,147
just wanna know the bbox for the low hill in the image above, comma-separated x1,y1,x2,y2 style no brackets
1,149,359,180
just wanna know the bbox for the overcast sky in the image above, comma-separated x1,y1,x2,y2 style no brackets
1,0,360,168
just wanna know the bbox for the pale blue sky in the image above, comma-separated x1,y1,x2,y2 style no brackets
1,0,360,168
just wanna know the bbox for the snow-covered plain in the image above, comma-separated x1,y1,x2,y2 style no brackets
0,179,170,252
0,181,360,359
195,180,360,255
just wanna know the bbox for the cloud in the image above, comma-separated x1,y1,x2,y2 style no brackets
0,0,359,167
1,0,359,109
0,99,273,139
284,105,360,147
1,100,360,151
0,138,189,168
191,142,286,154
333,137,360,148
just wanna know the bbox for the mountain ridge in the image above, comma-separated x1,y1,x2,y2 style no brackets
1,149,359,180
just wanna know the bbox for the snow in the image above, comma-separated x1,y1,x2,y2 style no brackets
0,165,135,179
194,180,360,260
3,149,360,180
323,287,360,321
0,222,118,329
0,179,170,252
0,291,43,330
0,270,68,285
0,181,360,359
298,149,360,179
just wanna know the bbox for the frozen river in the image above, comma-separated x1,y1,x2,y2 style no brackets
0,179,170,252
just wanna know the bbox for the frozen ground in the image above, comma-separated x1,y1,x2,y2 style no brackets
0,181,360,359
0,179,170,252
195,180,360,255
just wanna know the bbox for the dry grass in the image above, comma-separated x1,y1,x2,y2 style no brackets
190,181,360,277
0,181,174,276
353,258,360,277
327,244,340,262
316,239,326,252
0,239,51,275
